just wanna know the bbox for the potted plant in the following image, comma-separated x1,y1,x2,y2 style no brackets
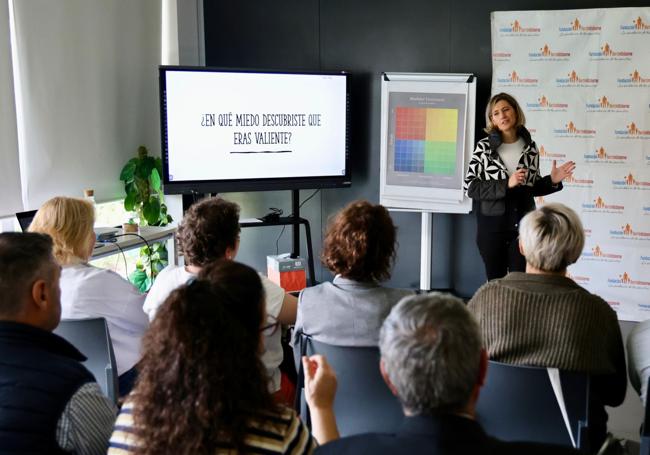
122,218,139,233
119,145,173,291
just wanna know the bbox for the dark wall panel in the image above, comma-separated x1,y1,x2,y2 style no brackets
204,0,320,70
204,0,650,296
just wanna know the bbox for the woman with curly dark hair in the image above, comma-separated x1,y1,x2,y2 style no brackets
109,260,338,454
292,200,414,348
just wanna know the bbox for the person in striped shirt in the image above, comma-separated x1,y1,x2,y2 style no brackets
109,260,338,454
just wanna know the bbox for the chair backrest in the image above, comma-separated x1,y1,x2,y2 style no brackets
476,361,590,452
641,376,650,455
53,318,118,404
296,335,403,437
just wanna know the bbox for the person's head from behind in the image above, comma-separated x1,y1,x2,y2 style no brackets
29,196,95,265
379,293,486,416
177,197,241,268
0,232,61,331
519,203,584,274
321,200,396,283
484,92,526,134
133,260,275,454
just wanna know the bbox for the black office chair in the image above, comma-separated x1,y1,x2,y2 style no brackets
641,377,650,455
295,334,403,437
54,317,119,404
476,361,590,452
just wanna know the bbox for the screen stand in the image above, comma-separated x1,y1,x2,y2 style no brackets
290,190,300,259
420,212,433,291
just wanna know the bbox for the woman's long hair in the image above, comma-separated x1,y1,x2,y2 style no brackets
28,196,95,265
132,260,277,454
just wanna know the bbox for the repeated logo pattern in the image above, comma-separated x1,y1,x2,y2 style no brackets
492,7,650,321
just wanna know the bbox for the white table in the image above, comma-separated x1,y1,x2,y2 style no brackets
92,225,177,263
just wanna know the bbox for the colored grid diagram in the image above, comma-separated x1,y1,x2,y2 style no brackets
394,107,458,175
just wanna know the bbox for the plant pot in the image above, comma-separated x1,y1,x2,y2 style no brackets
122,223,139,233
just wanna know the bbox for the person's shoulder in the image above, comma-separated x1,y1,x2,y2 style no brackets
468,279,503,300
492,438,579,454
151,265,193,291
316,433,401,454
63,264,141,293
475,136,491,152
144,265,192,313
574,285,617,318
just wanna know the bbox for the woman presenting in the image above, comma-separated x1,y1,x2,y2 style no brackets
464,92,575,280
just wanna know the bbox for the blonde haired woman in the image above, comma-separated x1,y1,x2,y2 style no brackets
464,92,576,280
30,196,148,395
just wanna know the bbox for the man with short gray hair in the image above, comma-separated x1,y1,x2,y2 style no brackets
317,293,577,454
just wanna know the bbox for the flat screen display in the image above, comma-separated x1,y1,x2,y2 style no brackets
159,67,350,193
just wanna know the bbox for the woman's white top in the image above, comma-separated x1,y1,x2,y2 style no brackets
143,264,285,392
60,263,148,376
498,137,525,175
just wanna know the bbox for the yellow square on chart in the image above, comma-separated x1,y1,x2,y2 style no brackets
425,108,457,143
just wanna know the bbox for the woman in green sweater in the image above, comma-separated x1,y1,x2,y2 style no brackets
468,202,626,451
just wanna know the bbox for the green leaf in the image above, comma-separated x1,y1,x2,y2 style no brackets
120,161,137,182
129,268,149,292
150,168,161,191
124,192,137,211
152,260,166,274
143,197,161,226
154,157,163,177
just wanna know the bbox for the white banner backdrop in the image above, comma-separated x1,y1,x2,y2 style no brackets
492,7,650,322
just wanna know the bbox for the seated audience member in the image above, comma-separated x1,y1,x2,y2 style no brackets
143,196,297,394
110,260,338,454
0,232,116,454
293,200,414,348
29,196,148,395
468,203,626,450
317,293,577,454
627,319,650,403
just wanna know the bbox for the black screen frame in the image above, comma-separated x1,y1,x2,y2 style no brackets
159,66,351,195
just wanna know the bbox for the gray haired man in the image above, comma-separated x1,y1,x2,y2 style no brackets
316,293,578,455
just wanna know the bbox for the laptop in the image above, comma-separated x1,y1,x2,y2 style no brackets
15,210,37,232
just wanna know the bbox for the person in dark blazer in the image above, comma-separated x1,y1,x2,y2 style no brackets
316,293,579,455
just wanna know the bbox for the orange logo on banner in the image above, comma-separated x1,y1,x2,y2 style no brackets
510,71,520,82
625,173,636,185
628,122,640,134
622,223,633,235
597,146,607,158
601,43,613,56
541,44,551,56
620,272,632,284
631,70,642,82
635,16,650,30
595,197,605,208
599,96,610,108
593,245,602,257
512,20,521,32
566,121,577,133
539,145,547,156
539,95,548,107
568,70,578,82
572,18,581,30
